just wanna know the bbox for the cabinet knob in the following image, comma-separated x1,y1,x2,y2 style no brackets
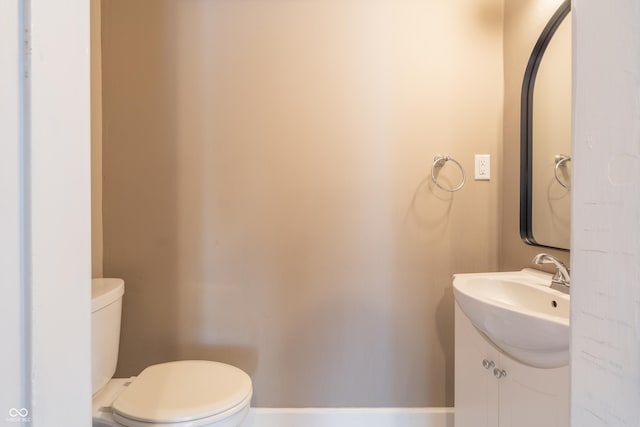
493,368,507,379
482,359,495,370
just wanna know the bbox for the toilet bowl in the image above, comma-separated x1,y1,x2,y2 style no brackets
91,279,252,427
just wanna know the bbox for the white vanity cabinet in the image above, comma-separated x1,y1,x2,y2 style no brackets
454,304,569,427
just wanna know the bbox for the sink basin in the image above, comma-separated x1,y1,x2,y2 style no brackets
453,269,569,368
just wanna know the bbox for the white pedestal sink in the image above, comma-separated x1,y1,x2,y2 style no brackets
453,268,569,368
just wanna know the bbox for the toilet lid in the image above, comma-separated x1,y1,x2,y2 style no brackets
112,360,252,425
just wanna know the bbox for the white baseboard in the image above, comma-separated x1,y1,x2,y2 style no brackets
242,407,454,427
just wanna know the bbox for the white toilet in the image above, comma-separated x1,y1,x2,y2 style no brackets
91,278,252,427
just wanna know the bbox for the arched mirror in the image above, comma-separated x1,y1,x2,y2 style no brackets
520,0,571,250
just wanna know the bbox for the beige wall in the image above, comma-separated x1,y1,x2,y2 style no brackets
500,0,570,271
91,0,103,278
101,0,503,407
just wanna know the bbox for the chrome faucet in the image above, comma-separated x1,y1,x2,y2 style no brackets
532,253,570,294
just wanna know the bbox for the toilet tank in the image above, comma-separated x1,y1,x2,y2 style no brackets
91,278,125,395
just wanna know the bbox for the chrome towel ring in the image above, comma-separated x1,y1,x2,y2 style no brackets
431,155,465,192
554,154,571,190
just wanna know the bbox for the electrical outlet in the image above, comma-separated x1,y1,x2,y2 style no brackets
475,154,491,180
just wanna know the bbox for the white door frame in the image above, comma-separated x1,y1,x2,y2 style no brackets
0,1,92,426
0,1,29,423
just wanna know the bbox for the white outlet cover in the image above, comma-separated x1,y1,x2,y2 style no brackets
474,154,491,180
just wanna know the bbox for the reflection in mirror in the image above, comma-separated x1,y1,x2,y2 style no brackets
520,0,571,250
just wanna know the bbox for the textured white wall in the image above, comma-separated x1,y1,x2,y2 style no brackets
571,1,640,425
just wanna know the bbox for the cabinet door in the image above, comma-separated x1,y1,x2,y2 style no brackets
498,354,569,427
455,304,500,427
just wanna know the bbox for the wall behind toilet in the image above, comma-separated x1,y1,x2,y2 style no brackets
91,0,104,278
101,0,503,407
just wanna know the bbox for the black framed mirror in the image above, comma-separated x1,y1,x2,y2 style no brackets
520,0,571,250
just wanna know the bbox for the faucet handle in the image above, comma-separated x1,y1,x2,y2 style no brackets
532,253,568,270
532,253,556,265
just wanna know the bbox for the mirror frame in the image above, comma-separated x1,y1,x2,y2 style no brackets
520,0,571,249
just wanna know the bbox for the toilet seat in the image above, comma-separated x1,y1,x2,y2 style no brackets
111,360,252,427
